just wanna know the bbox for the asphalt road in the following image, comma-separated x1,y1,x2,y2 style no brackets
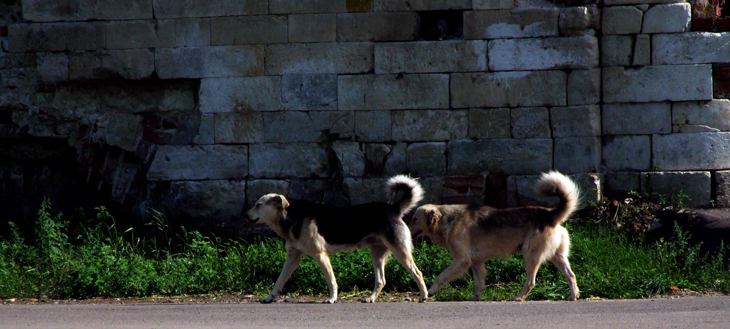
2,296,729,329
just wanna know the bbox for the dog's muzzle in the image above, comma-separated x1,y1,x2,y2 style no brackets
242,213,260,224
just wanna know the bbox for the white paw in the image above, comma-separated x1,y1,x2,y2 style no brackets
360,296,375,303
322,297,337,304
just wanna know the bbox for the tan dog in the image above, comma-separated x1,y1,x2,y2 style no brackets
244,175,429,304
408,171,580,301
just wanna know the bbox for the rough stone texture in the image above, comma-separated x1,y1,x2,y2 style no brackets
407,142,446,176
601,35,633,67
572,173,603,204
653,33,730,65
174,18,211,47
554,137,601,173
155,46,264,79
633,34,651,66
508,175,557,207
339,74,450,110
199,77,280,113
511,107,550,139
443,175,485,205
342,178,386,205
246,179,290,207
104,113,144,152
356,111,391,142
169,180,246,224
448,139,553,175
147,145,248,181
602,102,671,135
602,135,651,171
194,114,215,145
419,177,445,204
281,75,337,110
214,112,264,143
9,22,105,52
106,20,174,49
468,108,511,139
550,105,601,137
263,111,353,142
641,3,691,34
375,40,488,74
641,171,712,208
392,110,468,141
568,69,601,105
604,0,681,4
211,16,288,45
605,172,641,195
365,143,407,176
464,9,560,40
333,142,366,177
337,12,417,42
21,0,78,22
249,143,329,178
77,0,153,21
265,42,373,75
451,71,567,108
473,0,514,10
270,0,346,14
69,49,155,80
653,132,730,170
559,6,600,36
488,36,598,71
374,0,471,11
603,65,713,103
154,0,267,18
716,171,730,207
37,52,68,83
602,6,643,35
288,14,336,43
673,100,730,132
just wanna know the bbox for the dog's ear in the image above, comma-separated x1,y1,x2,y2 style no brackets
426,209,441,227
269,195,289,209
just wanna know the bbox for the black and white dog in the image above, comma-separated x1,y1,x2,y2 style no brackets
244,175,428,303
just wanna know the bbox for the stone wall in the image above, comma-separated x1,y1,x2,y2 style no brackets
1,0,729,235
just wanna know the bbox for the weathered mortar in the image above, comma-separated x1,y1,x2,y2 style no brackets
1,0,729,236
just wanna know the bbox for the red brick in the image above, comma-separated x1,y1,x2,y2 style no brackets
715,67,730,80
715,79,730,98
692,17,715,31
718,17,730,32
444,175,484,194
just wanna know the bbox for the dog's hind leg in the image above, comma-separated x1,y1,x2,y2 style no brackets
362,245,390,303
262,246,303,303
467,261,486,301
510,254,541,301
383,225,429,302
550,247,579,301
312,252,339,304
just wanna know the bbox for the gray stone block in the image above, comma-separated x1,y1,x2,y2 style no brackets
105,113,143,152
194,114,215,145
148,145,248,181
249,143,329,178
407,142,447,176
673,100,730,132
9,22,105,52
374,0,471,11
641,3,690,33
265,42,373,75
215,112,264,143
106,20,175,49
488,36,598,71
271,0,346,14
419,177,445,204
602,135,651,171
602,102,671,135
554,137,601,174
716,171,730,207
343,178,386,205
288,14,337,43
170,180,246,223
632,34,651,66
653,33,730,65
155,0,267,18
641,171,711,208
174,18,211,47
464,9,560,39
37,52,68,84
246,179,290,207
601,35,633,67
392,110,468,141
21,0,76,22
451,71,567,108
263,111,353,142
76,0,153,20
605,0,680,4
605,172,641,195
602,6,643,35
339,74,449,110
511,107,550,139
571,173,604,205
375,40,488,74
155,46,264,79
559,6,600,36
211,16,288,45
468,108,511,139
550,105,601,137
199,76,280,113
364,143,407,176
333,142,366,177
310,111,354,139
281,75,337,111
653,133,730,170
69,49,155,80
356,111,391,142
474,0,514,10
448,139,553,175
568,69,601,105
603,65,713,103
337,12,418,42
509,175,557,207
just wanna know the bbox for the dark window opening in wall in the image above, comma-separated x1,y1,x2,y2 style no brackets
417,11,463,41
0,110,12,125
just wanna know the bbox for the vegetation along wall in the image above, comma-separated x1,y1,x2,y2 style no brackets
1,0,729,236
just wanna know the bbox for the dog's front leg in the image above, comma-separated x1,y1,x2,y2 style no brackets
428,258,471,297
261,246,303,303
312,252,338,303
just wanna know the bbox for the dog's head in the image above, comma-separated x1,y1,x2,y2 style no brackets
409,205,442,238
244,193,289,226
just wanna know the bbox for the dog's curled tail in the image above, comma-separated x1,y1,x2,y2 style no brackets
386,175,424,217
535,171,580,228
